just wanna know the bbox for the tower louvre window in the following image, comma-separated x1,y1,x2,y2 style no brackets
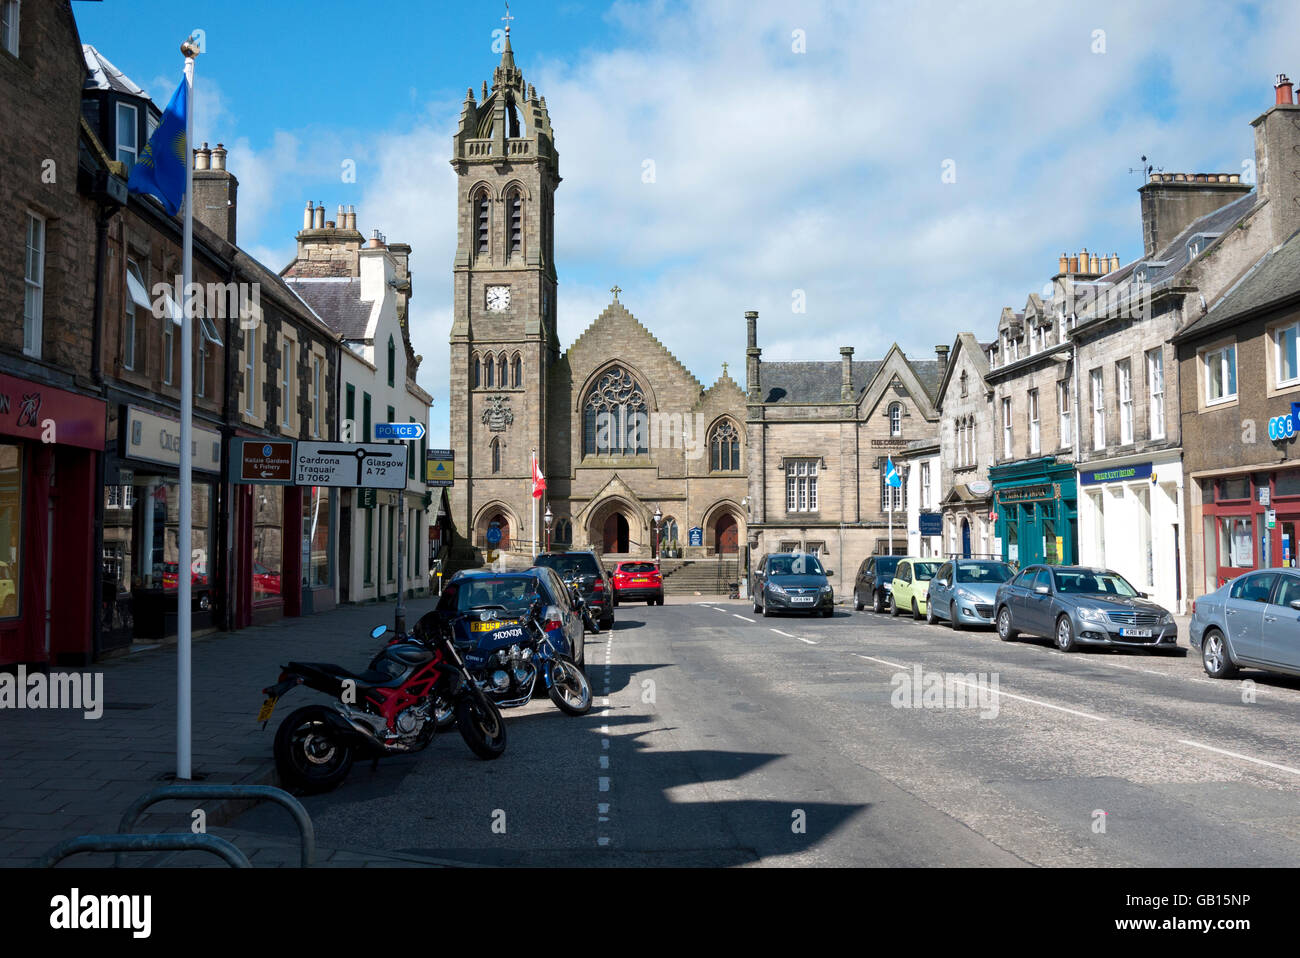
475,191,489,254
512,353,522,387
509,190,522,254
498,354,507,387
484,352,495,388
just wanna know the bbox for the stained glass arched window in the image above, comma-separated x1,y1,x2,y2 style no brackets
583,366,648,456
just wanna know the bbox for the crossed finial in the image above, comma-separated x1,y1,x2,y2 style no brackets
502,2,513,33
722,361,729,377
610,284,622,302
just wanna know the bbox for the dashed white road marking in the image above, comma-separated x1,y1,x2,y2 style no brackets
795,637,818,645
598,776,610,792
599,755,609,769
711,607,730,614
733,614,755,622
596,634,615,849
771,629,795,638
1179,740,1300,777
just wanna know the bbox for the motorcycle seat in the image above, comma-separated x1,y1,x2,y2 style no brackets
287,661,408,689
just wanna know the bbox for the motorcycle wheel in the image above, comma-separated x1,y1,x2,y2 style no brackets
455,692,508,760
273,705,355,794
548,658,593,716
433,695,456,731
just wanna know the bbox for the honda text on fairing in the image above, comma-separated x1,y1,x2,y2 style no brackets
258,622,507,793
430,569,592,715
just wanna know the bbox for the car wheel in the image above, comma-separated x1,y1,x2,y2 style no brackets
996,606,1018,641
820,606,832,618
612,594,620,607
1055,615,1078,653
926,600,938,625
872,590,883,614
854,593,864,612
600,614,614,631
1201,629,1237,678
655,596,664,606
761,593,772,617
753,596,761,613
912,599,921,621
888,593,898,617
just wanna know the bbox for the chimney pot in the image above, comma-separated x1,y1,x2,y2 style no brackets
303,201,313,230
211,143,227,171
346,205,356,231
194,144,209,170
1277,73,1295,106
325,221,336,229
313,203,325,229
1068,256,1079,273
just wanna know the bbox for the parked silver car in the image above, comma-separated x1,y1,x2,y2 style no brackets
994,565,1181,654
1189,567,1300,679
925,559,1015,629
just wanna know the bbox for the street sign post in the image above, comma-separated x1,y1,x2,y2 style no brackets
374,422,426,441
231,439,296,485
294,441,408,489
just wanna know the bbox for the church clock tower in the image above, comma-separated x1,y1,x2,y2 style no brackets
449,17,560,555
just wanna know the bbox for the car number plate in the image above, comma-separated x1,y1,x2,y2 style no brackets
791,596,814,604
633,577,650,583
257,695,278,722
471,620,516,632
1119,628,1153,638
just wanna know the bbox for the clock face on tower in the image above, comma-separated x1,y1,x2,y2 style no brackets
486,286,511,312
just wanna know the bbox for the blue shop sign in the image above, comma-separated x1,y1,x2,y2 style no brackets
1079,462,1152,486
918,512,943,535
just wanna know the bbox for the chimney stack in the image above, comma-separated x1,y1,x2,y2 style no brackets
1139,167,1252,258
745,310,762,402
935,343,949,371
192,141,238,243
1253,73,1300,245
840,347,855,401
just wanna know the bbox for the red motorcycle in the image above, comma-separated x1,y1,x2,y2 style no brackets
259,623,507,793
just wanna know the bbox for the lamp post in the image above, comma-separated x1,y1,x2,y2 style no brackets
653,506,662,562
543,504,553,553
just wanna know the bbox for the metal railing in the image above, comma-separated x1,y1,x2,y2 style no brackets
115,784,315,867
36,833,251,868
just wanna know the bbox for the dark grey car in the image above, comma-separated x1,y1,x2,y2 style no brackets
853,555,900,613
533,551,615,630
994,565,1181,654
752,553,834,617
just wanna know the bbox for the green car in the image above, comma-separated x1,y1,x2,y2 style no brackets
889,558,943,619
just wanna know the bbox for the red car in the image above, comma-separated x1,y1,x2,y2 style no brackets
612,561,664,606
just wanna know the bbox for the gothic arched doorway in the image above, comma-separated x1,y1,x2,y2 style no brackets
715,513,739,554
603,512,630,553
488,513,511,550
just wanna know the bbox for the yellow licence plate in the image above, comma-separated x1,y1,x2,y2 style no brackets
471,619,517,632
257,696,278,723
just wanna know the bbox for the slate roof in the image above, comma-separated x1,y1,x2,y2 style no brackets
1076,190,1260,325
283,278,374,340
760,358,943,404
1174,228,1300,342
83,45,147,97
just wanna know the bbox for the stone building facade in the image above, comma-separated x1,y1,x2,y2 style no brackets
447,28,747,563
935,332,996,558
745,313,945,596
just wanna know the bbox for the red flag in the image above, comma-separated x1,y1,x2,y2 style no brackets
532,452,546,499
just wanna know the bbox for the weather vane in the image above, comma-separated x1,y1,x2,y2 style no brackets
1128,154,1162,178
502,2,513,34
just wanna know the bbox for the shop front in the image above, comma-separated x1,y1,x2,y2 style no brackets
1196,466,1300,594
989,458,1077,568
0,373,104,666
102,405,221,649
1076,453,1185,614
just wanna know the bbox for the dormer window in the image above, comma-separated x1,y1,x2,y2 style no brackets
1187,233,1220,260
116,101,139,169
1133,264,1148,285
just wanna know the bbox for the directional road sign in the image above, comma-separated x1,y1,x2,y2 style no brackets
295,441,409,489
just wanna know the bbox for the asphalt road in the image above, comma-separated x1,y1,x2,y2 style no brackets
230,599,1300,866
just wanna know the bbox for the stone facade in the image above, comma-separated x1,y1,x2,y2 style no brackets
447,30,747,563
935,333,996,557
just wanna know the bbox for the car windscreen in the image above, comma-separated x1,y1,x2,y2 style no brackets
911,561,941,581
619,562,657,574
875,557,899,577
446,577,541,613
1052,570,1139,597
955,562,1014,584
766,554,824,577
534,554,601,578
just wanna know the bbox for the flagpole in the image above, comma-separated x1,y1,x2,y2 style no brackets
177,38,198,781
531,449,538,559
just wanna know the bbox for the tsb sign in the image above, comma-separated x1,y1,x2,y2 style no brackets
1268,403,1300,442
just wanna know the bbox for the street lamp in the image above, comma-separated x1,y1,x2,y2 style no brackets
543,504,553,553
653,506,663,562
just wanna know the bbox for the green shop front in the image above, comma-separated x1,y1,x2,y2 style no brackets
989,458,1077,567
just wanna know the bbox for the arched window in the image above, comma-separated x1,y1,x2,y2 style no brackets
555,519,571,544
508,189,523,255
497,355,507,388
583,366,648,456
511,353,522,387
472,355,481,388
709,419,741,471
660,517,679,545
490,438,500,474
484,352,495,388
889,402,902,437
474,189,490,255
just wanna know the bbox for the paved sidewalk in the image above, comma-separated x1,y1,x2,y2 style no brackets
0,596,444,868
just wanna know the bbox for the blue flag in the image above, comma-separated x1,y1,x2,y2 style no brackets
126,72,188,215
885,457,901,487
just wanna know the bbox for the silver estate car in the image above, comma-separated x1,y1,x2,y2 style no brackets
994,565,1181,654
925,559,1015,629
1189,567,1300,679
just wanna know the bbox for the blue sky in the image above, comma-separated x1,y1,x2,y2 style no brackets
73,0,1300,445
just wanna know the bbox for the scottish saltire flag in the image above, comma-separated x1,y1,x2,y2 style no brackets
885,457,901,487
126,72,188,214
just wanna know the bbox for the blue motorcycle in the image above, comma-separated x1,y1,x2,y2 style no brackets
427,597,592,716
